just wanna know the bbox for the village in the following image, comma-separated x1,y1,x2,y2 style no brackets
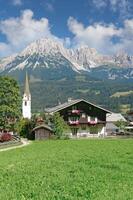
1,73,133,199
0,1,133,198
0,72,133,145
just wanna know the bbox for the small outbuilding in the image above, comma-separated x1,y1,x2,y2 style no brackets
106,113,126,122
32,124,53,140
106,122,119,135
106,113,127,135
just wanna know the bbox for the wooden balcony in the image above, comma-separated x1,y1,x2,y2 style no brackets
79,116,98,124
89,121,97,125
71,109,80,114
68,117,105,126
79,117,88,124
68,120,79,125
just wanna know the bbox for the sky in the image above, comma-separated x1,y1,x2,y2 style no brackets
0,0,133,57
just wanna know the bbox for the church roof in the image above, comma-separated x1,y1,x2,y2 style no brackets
24,72,30,96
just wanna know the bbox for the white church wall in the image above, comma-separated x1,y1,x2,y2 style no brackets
22,95,31,119
22,73,31,119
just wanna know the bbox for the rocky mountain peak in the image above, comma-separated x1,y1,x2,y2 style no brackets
0,37,133,74
20,37,66,57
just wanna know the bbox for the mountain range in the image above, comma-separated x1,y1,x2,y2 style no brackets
0,37,133,113
0,38,133,81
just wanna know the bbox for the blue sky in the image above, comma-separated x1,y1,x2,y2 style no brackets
0,0,133,57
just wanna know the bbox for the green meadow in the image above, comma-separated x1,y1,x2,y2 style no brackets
0,139,133,200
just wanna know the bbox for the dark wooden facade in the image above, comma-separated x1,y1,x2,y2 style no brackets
45,99,111,137
59,101,107,122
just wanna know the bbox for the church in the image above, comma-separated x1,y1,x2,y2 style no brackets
22,73,114,138
45,99,111,137
22,72,31,119
22,73,53,140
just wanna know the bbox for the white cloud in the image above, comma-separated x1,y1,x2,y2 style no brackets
0,9,71,57
0,9,132,58
0,43,12,57
0,10,51,47
92,0,133,19
67,17,120,54
12,0,22,6
110,0,132,19
116,19,133,54
67,17,133,55
0,9,54,57
40,1,55,13
45,2,54,12
92,0,107,9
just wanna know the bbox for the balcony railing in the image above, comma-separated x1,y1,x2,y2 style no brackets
89,121,97,125
69,120,79,125
88,117,98,124
71,109,80,114
68,117,98,125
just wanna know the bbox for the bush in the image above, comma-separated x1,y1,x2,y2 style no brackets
52,112,71,139
15,118,35,138
0,133,12,142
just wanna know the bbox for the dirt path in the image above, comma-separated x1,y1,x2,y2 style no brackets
0,139,31,152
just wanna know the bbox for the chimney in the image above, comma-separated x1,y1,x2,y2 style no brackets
58,100,61,105
68,98,72,102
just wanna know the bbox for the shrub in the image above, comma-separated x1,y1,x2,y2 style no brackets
0,133,12,142
52,112,71,139
15,118,36,139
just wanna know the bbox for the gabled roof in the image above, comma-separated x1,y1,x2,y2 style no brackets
45,99,111,114
106,113,126,122
33,124,52,132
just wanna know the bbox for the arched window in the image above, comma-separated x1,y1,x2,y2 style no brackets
25,101,27,106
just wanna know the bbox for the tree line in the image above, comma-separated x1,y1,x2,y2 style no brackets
0,76,70,139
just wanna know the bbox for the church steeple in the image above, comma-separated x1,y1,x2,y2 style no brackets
22,72,31,119
24,71,30,96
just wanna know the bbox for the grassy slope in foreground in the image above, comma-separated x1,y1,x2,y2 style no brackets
0,139,133,200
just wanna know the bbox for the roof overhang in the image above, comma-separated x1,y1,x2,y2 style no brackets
33,125,53,132
45,99,112,114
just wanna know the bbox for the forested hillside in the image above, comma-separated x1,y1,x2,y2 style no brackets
20,75,133,114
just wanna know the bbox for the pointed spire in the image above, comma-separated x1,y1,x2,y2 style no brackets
24,72,30,96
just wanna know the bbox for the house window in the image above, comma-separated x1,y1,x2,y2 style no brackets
69,116,78,122
72,105,77,110
90,116,95,121
25,101,27,106
71,128,78,135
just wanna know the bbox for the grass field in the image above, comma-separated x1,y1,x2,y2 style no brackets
0,139,133,200
111,90,133,98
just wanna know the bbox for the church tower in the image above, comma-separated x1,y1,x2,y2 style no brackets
22,72,31,119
